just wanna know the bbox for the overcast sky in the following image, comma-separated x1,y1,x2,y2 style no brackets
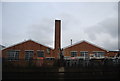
1,2,118,50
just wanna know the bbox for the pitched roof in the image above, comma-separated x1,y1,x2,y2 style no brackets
63,40,108,51
2,39,53,50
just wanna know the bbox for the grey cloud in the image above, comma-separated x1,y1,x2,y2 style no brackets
85,16,118,40
23,14,81,48
27,18,54,48
103,39,118,50
58,13,81,31
99,17,118,38
58,13,82,47
2,29,27,47
84,16,118,50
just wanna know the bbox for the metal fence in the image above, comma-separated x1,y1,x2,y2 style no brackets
63,58,120,67
2,58,120,68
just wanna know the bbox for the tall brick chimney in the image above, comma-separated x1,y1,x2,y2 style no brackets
54,20,61,59
55,20,61,50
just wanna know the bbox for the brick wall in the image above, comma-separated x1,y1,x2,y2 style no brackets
63,41,107,57
2,40,55,59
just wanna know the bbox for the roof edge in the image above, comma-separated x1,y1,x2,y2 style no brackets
63,40,109,51
2,39,53,50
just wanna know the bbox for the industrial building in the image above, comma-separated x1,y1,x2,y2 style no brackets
63,40,108,60
2,20,119,67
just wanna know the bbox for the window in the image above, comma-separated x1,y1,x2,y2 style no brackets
93,51,105,57
80,51,88,57
7,50,19,61
37,50,44,57
25,51,34,61
71,51,77,57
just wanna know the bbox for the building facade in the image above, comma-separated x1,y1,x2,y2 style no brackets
2,20,61,67
63,40,108,60
2,40,55,60
2,20,119,67
2,40,56,66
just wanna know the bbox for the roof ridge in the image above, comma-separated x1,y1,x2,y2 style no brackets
83,40,109,51
63,40,85,49
2,39,53,50
63,40,108,51
30,40,53,49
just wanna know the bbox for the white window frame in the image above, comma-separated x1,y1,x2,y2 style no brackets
25,50,34,61
80,51,89,59
92,51,105,58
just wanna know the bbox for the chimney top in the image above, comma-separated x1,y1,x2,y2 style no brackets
55,20,61,21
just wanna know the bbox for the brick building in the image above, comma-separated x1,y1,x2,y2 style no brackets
2,40,55,66
2,20,61,67
2,20,119,67
105,51,120,59
2,40,55,60
63,40,108,60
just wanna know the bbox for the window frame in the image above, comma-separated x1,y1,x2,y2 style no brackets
92,51,105,57
25,50,34,61
7,50,20,61
70,51,78,57
37,50,44,57
80,51,89,57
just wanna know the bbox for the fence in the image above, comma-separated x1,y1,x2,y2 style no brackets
2,58,120,68
2,58,120,80
63,58,120,68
